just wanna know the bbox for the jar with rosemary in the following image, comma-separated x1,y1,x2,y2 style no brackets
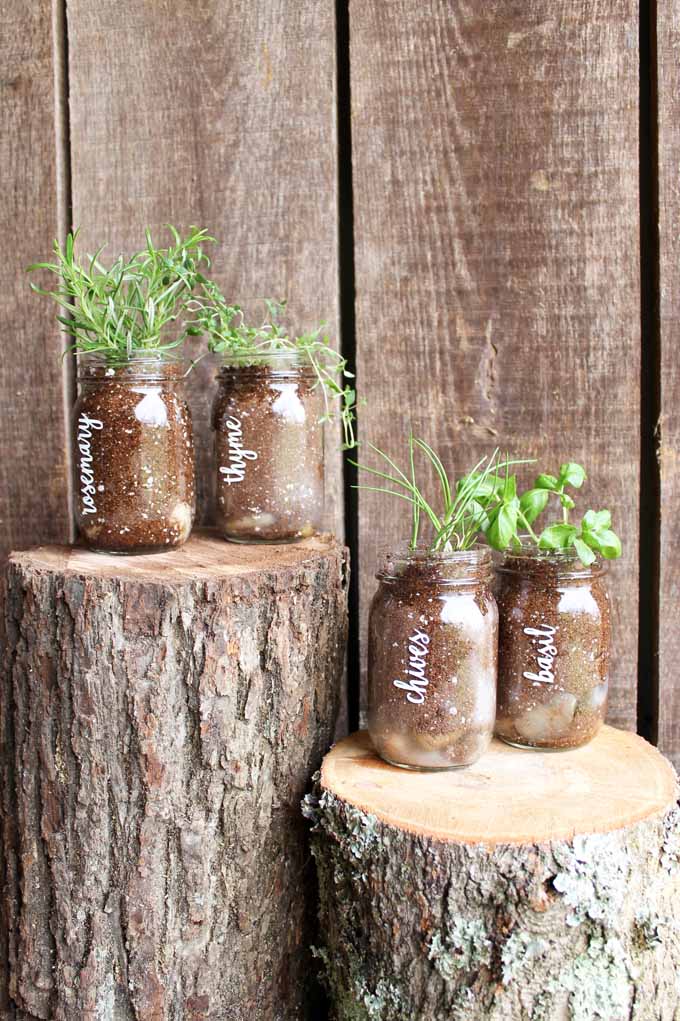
189,290,356,543
473,461,622,750
352,439,522,770
29,225,213,553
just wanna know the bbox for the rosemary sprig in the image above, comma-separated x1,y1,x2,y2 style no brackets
28,225,214,362
187,284,357,449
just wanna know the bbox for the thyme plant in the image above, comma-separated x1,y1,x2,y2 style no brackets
187,283,357,449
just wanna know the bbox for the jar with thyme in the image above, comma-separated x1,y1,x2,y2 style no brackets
73,354,195,554
494,549,611,750
368,546,498,770
212,352,324,543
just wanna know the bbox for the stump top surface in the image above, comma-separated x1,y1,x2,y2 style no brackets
10,529,342,582
321,728,678,845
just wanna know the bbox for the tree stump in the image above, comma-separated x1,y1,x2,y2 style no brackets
306,728,680,1021
0,532,348,1021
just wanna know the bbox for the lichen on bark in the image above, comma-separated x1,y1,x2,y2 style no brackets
306,783,680,1020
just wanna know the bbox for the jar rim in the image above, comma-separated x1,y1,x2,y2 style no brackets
495,544,608,578
376,542,492,585
77,351,186,381
216,349,316,379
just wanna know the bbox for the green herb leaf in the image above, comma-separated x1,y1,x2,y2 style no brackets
486,501,519,550
535,473,560,491
573,536,597,565
582,509,612,531
559,462,587,488
538,523,578,549
519,487,550,524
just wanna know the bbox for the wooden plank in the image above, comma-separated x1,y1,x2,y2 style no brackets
656,3,680,766
0,0,71,559
66,0,342,541
351,1,641,728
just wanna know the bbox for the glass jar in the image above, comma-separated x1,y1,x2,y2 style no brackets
73,354,196,554
212,351,324,543
367,546,498,770
494,549,611,750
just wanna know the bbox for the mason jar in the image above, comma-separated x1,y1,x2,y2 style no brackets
212,351,324,543
73,354,195,554
367,546,498,770
494,548,611,750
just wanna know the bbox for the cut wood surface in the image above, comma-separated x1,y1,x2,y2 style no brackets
321,727,677,845
350,1,641,731
309,728,680,1019
657,2,680,768
1,532,348,1020
66,0,342,538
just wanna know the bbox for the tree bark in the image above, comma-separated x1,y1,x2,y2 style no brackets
0,532,348,1021
306,729,680,1021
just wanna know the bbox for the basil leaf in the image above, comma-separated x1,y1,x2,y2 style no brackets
559,462,587,488
538,523,578,549
559,493,575,510
486,502,519,550
535,473,559,491
582,509,611,531
519,488,550,524
573,536,597,566
592,528,622,559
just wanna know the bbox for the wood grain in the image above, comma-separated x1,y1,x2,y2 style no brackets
656,4,680,767
66,0,343,538
350,2,641,729
0,0,71,558
2,534,347,1019
321,727,676,845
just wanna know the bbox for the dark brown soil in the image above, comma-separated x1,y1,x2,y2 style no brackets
73,361,195,554
494,551,611,750
367,549,498,770
212,364,324,543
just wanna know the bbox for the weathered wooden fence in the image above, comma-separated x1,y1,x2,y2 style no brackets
0,4,676,1007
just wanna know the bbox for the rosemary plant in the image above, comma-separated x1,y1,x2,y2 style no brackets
28,225,214,363
350,434,530,552
187,282,357,449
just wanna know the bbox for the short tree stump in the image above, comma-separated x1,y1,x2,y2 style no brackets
306,727,680,1020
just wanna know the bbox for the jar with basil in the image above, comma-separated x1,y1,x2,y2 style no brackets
469,460,623,751
189,289,357,543
368,545,497,770
28,224,213,553
494,549,611,750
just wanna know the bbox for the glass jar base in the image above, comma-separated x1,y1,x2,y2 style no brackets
84,543,187,557
220,533,314,545
496,735,595,752
379,754,475,772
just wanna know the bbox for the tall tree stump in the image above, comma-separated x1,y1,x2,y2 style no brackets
306,728,680,1020
0,532,348,1021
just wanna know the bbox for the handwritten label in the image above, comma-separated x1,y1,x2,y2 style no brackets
523,624,557,684
219,416,257,485
77,413,103,516
393,628,431,704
